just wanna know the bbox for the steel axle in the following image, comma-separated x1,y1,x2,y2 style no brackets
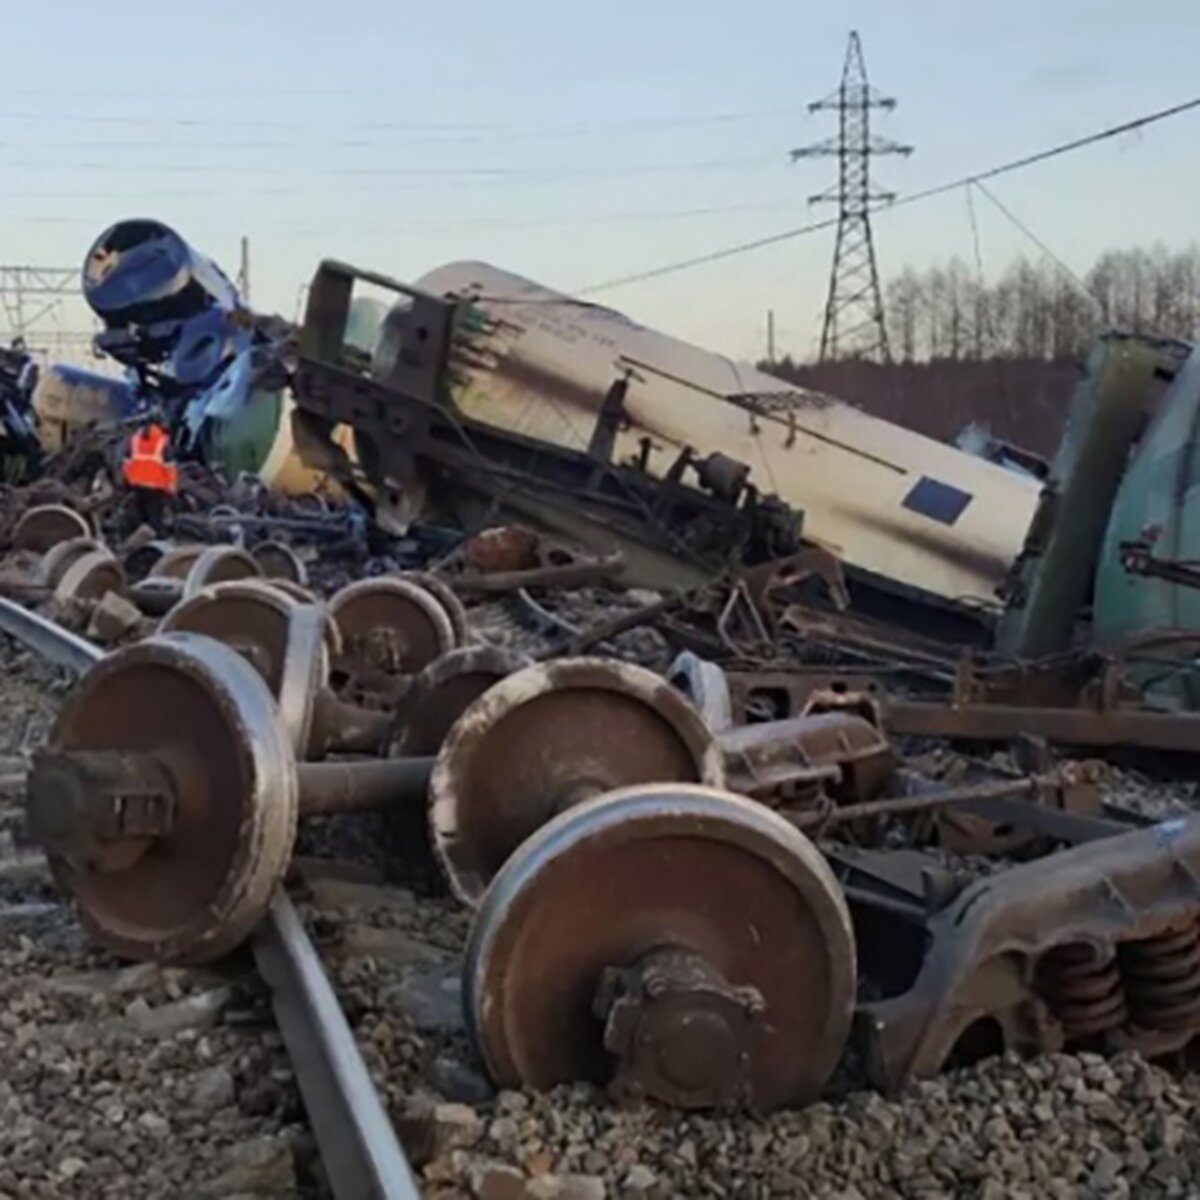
28,748,436,876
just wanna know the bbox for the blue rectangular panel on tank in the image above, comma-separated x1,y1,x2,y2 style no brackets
901,477,973,525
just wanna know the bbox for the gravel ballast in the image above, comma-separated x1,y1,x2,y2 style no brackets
0,632,316,1200
9,591,1200,1199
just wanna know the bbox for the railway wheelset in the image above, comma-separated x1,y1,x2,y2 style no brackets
27,564,927,1113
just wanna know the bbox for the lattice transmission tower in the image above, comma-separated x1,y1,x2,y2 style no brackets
791,31,912,362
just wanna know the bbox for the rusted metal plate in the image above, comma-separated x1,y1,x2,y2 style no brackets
727,667,898,724
464,784,856,1110
430,657,724,904
884,697,1200,754
717,658,1200,757
43,634,298,963
465,526,540,573
719,712,895,806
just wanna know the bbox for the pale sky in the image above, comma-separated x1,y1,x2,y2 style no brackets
5,0,1199,361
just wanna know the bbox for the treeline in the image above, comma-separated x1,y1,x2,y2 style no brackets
785,246,1200,367
758,246,1200,458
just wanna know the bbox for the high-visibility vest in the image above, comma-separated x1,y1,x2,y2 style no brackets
122,424,178,493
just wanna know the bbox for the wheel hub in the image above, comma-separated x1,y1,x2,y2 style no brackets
464,784,856,1110
34,634,298,963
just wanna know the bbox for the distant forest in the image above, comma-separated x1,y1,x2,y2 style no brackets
761,247,1199,458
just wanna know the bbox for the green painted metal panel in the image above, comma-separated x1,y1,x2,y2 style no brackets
1095,346,1200,704
206,389,284,478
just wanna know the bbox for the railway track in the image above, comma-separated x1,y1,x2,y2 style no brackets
0,596,422,1200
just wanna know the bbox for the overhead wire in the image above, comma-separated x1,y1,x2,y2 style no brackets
0,153,777,180
0,105,796,138
972,180,1101,309
964,183,1019,435
0,199,804,234
576,95,1200,295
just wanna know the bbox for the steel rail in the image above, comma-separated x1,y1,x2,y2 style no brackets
0,597,420,1200
252,894,421,1199
0,597,103,674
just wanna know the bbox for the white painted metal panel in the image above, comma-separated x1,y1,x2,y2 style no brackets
416,261,1041,606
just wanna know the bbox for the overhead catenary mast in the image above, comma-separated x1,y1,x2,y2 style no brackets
791,31,913,363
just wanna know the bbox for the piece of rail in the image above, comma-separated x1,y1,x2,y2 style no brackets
0,597,421,1200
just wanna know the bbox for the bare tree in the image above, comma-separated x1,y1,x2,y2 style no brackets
879,244,1200,364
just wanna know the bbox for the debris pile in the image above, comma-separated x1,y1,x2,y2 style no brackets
9,216,1200,1196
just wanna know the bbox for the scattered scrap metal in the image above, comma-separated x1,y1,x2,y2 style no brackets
10,219,1200,1123
3,476,1199,1118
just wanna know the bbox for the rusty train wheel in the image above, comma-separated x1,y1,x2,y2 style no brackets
150,544,207,580
384,645,528,892
161,581,298,696
122,539,174,582
13,504,91,552
430,657,724,904
183,546,263,598
252,540,308,585
55,551,126,604
328,578,456,705
279,603,331,757
390,645,530,758
45,634,298,963
36,537,107,589
666,651,734,733
464,784,856,1111
161,582,331,754
249,578,342,665
267,578,321,606
399,572,470,648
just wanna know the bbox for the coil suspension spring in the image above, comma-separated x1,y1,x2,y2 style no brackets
1040,942,1127,1041
1120,919,1200,1032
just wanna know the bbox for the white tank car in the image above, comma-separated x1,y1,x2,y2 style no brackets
415,261,1041,609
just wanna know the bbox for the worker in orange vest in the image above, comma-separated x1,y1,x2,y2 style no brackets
122,413,178,531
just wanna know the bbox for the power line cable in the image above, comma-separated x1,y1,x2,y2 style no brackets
972,180,1101,308
963,183,1019,433
577,95,1200,295
0,153,777,180
0,199,804,234
0,105,796,137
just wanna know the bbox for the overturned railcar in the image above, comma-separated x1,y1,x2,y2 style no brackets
38,218,359,498
410,261,1043,611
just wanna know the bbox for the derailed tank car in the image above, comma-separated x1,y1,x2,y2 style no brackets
321,259,1043,612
